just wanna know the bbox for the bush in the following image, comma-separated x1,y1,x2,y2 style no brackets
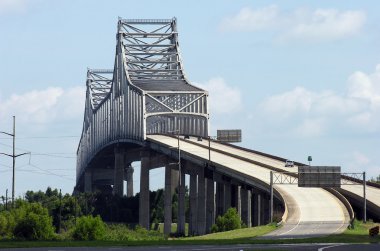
7,202,55,240
72,215,106,240
211,208,242,233
103,224,164,241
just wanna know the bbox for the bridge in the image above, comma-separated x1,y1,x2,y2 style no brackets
76,18,380,237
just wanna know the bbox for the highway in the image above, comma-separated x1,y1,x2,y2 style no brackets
180,135,380,221
147,135,350,238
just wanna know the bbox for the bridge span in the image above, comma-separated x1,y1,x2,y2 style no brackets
76,17,380,237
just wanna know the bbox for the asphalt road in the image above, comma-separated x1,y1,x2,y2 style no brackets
4,243,380,251
148,135,349,238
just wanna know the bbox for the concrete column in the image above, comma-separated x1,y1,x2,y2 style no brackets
197,168,206,235
177,168,186,235
164,165,173,236
252,193,257,226
262,195,269,224
171,169,179,196
241,187,248,226
84,170,92,193
189,173,197,235
247,189,252,227
139,157,150,229
234,185,241,218
126,164,134,197
206,177,215,233
216,182,224,217
113,147,124,196
255,193,261,226
224,182,231,212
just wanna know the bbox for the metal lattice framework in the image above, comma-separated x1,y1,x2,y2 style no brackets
76,18,209,181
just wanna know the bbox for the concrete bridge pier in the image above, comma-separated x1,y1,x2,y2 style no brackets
241,186,252,227
205,171,215,233
164,164,178,236
231,184,241,217
215,179,225,217
139,156,150,229
113,147,125,197
177,166,186,235
224,181,232,212
252,191,262,226
189,171,197,235
197,165,206,235
125,163,134,197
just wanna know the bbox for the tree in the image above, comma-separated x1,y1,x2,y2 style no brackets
211,208,242,233
72,215,106,240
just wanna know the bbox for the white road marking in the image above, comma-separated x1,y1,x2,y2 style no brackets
318,244,346,251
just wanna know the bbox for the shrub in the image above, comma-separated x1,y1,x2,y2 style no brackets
72,215,106,240
211,208,242,233
11,202,55,240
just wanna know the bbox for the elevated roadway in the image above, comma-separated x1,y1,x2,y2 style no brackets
147,135,350,238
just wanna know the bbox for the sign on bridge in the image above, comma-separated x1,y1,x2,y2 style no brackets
217,129,242,143
298,166,341,188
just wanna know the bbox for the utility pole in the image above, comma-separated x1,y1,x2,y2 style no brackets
5,189,8,210
0,116,29,207
58,189,62,233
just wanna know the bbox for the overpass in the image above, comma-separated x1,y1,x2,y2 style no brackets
76,18,380,237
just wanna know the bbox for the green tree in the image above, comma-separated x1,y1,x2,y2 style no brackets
211,207,242,233
72,215,106,240
11,201,55,240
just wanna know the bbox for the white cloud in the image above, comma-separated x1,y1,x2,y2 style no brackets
195,77,242,114
220,5,279,32
0,86,85,124
0,0,29,14
258,64,380,136
220,5,366,42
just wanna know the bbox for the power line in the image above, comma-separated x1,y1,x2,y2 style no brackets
0,135,79,139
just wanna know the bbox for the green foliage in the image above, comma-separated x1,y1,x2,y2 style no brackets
0,201,55,240
71,215,106,240
103,224,164,241
211,208,242,233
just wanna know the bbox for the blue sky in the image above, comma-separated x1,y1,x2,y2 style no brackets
1,0,379,196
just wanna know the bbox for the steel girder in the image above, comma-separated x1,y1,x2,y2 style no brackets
76,18,209,183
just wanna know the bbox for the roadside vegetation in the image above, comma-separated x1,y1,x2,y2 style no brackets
0,187,379,248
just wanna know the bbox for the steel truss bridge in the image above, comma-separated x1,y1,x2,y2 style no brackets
76,18,380,237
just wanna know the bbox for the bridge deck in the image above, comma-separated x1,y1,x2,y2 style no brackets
183,136,380,211
147,135,350,238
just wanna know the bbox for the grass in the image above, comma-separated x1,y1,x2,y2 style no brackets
186,224,277,240
0,220,379,249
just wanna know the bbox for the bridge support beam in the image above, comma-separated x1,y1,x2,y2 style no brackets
206,176,215,233
113,147,124,197
224,182,231,212
126,164,134,197
164,165,174,236
139,157,150,230
233,184,241,218
216,182,224,217
177,167,186,236
189,172,197,236
253,192,261,226
241,187,252,227
197,166,206,235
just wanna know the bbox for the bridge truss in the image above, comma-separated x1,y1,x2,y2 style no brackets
77,18,209,182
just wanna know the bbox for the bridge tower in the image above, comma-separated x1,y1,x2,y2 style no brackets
76,18,211,233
